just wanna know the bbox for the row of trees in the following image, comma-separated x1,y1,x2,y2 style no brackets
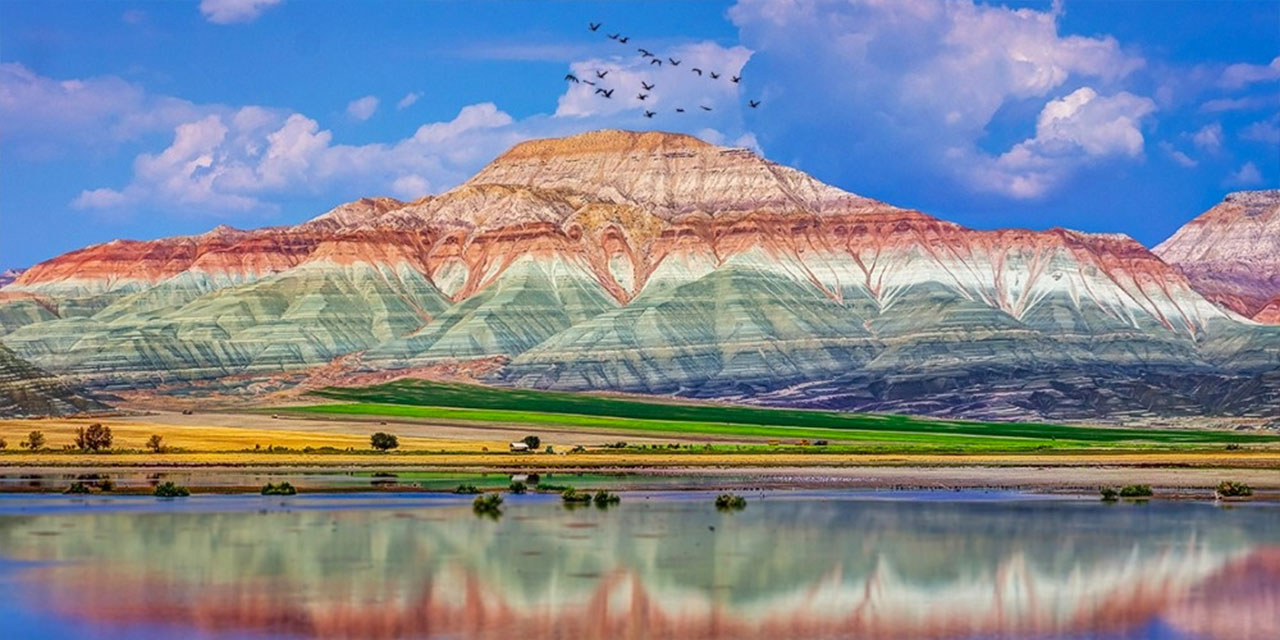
0,426,168,453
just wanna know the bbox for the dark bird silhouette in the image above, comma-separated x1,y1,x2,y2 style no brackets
748,99,760,108
731,75,741,83
700,105,712,111
675,108,685,113
638,48,653,58
692,68,703,76
619,36,629,43
608,33,620,40
644,110,655,118
641,81,654,90
595,70,609,79
583,80,596,86
710,72,720,79
595,88,614,98
564,74,579,83
668,58,681,66
589,22,601,31
650,58,662,66
637,93,649,100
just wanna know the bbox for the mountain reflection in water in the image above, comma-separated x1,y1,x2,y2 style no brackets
0,494,1276,640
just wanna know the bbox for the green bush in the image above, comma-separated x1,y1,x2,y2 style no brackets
508,481,527,494
473,493,504,516
561,488,593,504
453,484,481,494
1216,480,1253,497
715,493,747,510
370,432,399,451
521,435,541,450
1100,487,1119,501
536,482,570,492
154,482,190,498
63,482,92,495
261,482,298,496
1119,484,1153,498
593,490,620,506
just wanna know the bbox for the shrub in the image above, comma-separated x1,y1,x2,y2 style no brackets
593,490,620,507
715,493,747,510
74,423,113,452
561,488,593,504
544,445,555,454
1119,484,1153,498
97,478,115,492
154,482,190,498
453,484,481,495
146,434,166,453
1100,487,1119,501
0,437,6,450
21,430,45,450
1216,480,1253,498
522,435,541,450
508,481,527,494
261,482,298,496
63,482,92,495
370,432,400,451
473,493,504,516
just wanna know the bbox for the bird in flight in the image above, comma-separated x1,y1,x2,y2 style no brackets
637,93,649,100
748,99,760,108
608,33,620,40
700,105,712,111
731,75,741,83
641,81,654,90
564,74,579,83
638,48,654,58
709,72,721,79
675,108,685,113
691,68,703,76
619,36,630,43
596,70,609,79
644,110,656,118
583,80,596,86
650,58,662,66
589,22,601,31
596,88,614,98
668,58,681,66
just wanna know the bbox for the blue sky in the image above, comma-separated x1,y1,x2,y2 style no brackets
1,0,1277,269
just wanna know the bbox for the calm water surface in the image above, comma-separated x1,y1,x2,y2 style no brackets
0,491,1276,640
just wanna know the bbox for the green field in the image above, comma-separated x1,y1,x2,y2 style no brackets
283,380,1279,451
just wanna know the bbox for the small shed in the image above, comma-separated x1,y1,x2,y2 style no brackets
509,442,530,453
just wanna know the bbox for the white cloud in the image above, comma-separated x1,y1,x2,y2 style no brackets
727,0,1148,198
1191,122,1223,153
1219,56,1280,89
1158,141,1197,168
966,88,1156,198
396,92,421,110
1225,161,1263,186
1200,95,1276,113
199,0,283,25
346,95,379,121
1241,118,1280,144
391,174,430,199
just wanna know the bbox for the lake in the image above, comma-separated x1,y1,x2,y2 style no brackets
0,490,1276,639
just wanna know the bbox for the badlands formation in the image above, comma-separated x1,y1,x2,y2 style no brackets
2,130,1278,421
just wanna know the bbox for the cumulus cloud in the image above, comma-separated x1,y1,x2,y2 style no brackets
396,92,421,110
1191,122,1223,153
199,0,283,25
1241,117,1280,144
1219,56,1280,89
1158,141,1197,168
727,0,1148,199
1225,161,1263,186
346,95,379,121
964,88,1156,197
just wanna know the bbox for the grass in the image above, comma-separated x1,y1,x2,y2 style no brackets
297,379,1278,449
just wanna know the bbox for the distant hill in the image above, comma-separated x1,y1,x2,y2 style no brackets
0,343,107,417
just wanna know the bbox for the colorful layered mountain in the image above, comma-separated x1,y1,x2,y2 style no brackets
2,130,1278,420
1154,190,1280,323
0,343,107,417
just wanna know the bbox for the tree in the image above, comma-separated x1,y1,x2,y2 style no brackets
521,435,541,450
0,437,6,450
75,423,113,452
146,434,166,453
371,432,399,452
21,431,45,450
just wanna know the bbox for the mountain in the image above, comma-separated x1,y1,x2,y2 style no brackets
0,343,107,417
2,130,1278,421
1154,190,1280,323
0,268,22,288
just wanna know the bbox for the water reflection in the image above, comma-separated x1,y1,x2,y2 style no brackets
0,494,1276,639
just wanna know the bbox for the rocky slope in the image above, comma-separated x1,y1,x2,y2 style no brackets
2,130,1278,421
0,343,107,417
1154,190,1280,323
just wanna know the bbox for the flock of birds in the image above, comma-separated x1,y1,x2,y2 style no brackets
563,22,761,118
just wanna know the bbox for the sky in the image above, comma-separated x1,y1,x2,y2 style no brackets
1,0,1277,269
